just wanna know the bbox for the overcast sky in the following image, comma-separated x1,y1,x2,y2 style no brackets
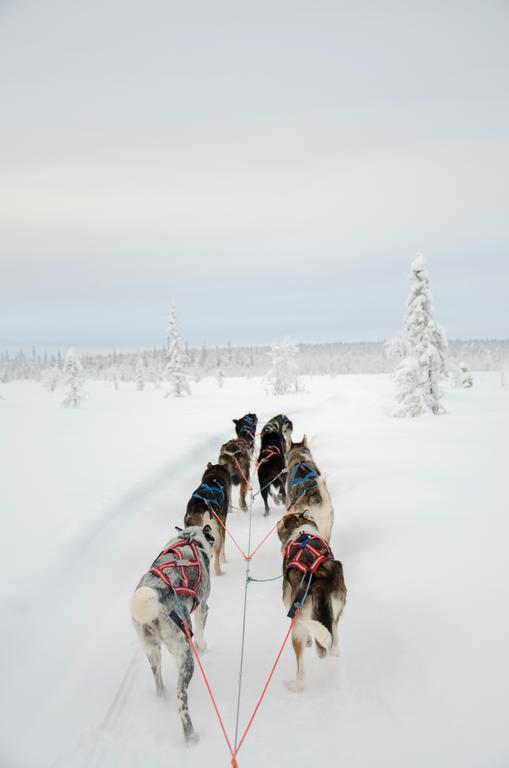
1,0,508,348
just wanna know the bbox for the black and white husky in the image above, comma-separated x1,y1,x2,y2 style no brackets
277,511,346,692
257,414,293,516
129,525,215,744
184,462,232,576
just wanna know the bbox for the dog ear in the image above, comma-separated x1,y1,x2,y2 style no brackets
207,461,213,469
302,510,315,522
175,525,183,532
233,419,239,425
202,524,215,544
302,434,309,448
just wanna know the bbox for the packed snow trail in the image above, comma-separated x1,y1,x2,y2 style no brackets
0,378,335,767
1,375,509,768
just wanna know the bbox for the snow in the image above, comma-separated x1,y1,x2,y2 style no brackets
1,374,508,768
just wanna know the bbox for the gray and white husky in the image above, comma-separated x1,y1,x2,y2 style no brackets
129,525,215,744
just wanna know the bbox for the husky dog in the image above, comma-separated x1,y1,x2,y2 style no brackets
218,413,257,511
277,511,346,692
286,436,334,541
129,525,215,744
257,414,293,516
184,462,232,576
233,412,258,449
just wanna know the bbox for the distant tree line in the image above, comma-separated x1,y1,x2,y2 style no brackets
1,338,507,385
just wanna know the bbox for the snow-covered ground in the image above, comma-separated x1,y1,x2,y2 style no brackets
1,374,508,768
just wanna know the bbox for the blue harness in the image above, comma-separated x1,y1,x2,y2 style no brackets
289,462,319,494
238,415,256,441
192,479,225,510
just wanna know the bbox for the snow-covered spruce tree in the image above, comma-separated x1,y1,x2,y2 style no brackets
216,368,224,388
266,341,300,396
164,305,191,397
392,255,448,417
136,356,145,391
61,349,85,408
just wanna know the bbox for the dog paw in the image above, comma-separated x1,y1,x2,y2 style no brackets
330,645,341,657
156,685,167,698
186,731,200,746
285,679,304,693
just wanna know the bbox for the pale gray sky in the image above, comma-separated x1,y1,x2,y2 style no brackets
1,0,508,347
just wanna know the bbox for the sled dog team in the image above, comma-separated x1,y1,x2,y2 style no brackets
129,413,347,743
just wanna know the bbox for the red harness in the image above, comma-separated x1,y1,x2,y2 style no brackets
258,443,283,464
150,539,203,611
284,533,333,576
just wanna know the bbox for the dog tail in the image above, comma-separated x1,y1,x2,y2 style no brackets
220,454,241,485
297,560,343,652
130,586,160,625
297,618,332,650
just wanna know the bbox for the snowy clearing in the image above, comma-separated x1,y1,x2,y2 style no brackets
1,374,508,768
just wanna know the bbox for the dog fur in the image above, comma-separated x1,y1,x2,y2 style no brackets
218,413,257,511
277,512,346,692
184,462,232,576
257,414,293,516
129,525,215,744
285,435,334,542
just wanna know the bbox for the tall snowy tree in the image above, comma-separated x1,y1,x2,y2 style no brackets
61,349,85,408
392,255,448,417
164,305,191,397
266,341,300,395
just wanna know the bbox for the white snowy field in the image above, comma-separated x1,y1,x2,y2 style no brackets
1,374,508,768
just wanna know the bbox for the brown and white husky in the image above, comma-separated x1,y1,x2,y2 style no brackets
277,511,346,692
286,436,334,541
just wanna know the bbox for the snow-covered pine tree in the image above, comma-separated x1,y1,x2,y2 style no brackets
136,356,145,391
164,305,191,397
392,255,448,417
61,349,85,408
266,341,300,396
216,368,224,388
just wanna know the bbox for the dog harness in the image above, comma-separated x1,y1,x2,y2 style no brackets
220,440,249,459
284,533,333,576
192,479,225,510
237,415,256,442
150,539,203,611
258,442,283,464
289,462,319,494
